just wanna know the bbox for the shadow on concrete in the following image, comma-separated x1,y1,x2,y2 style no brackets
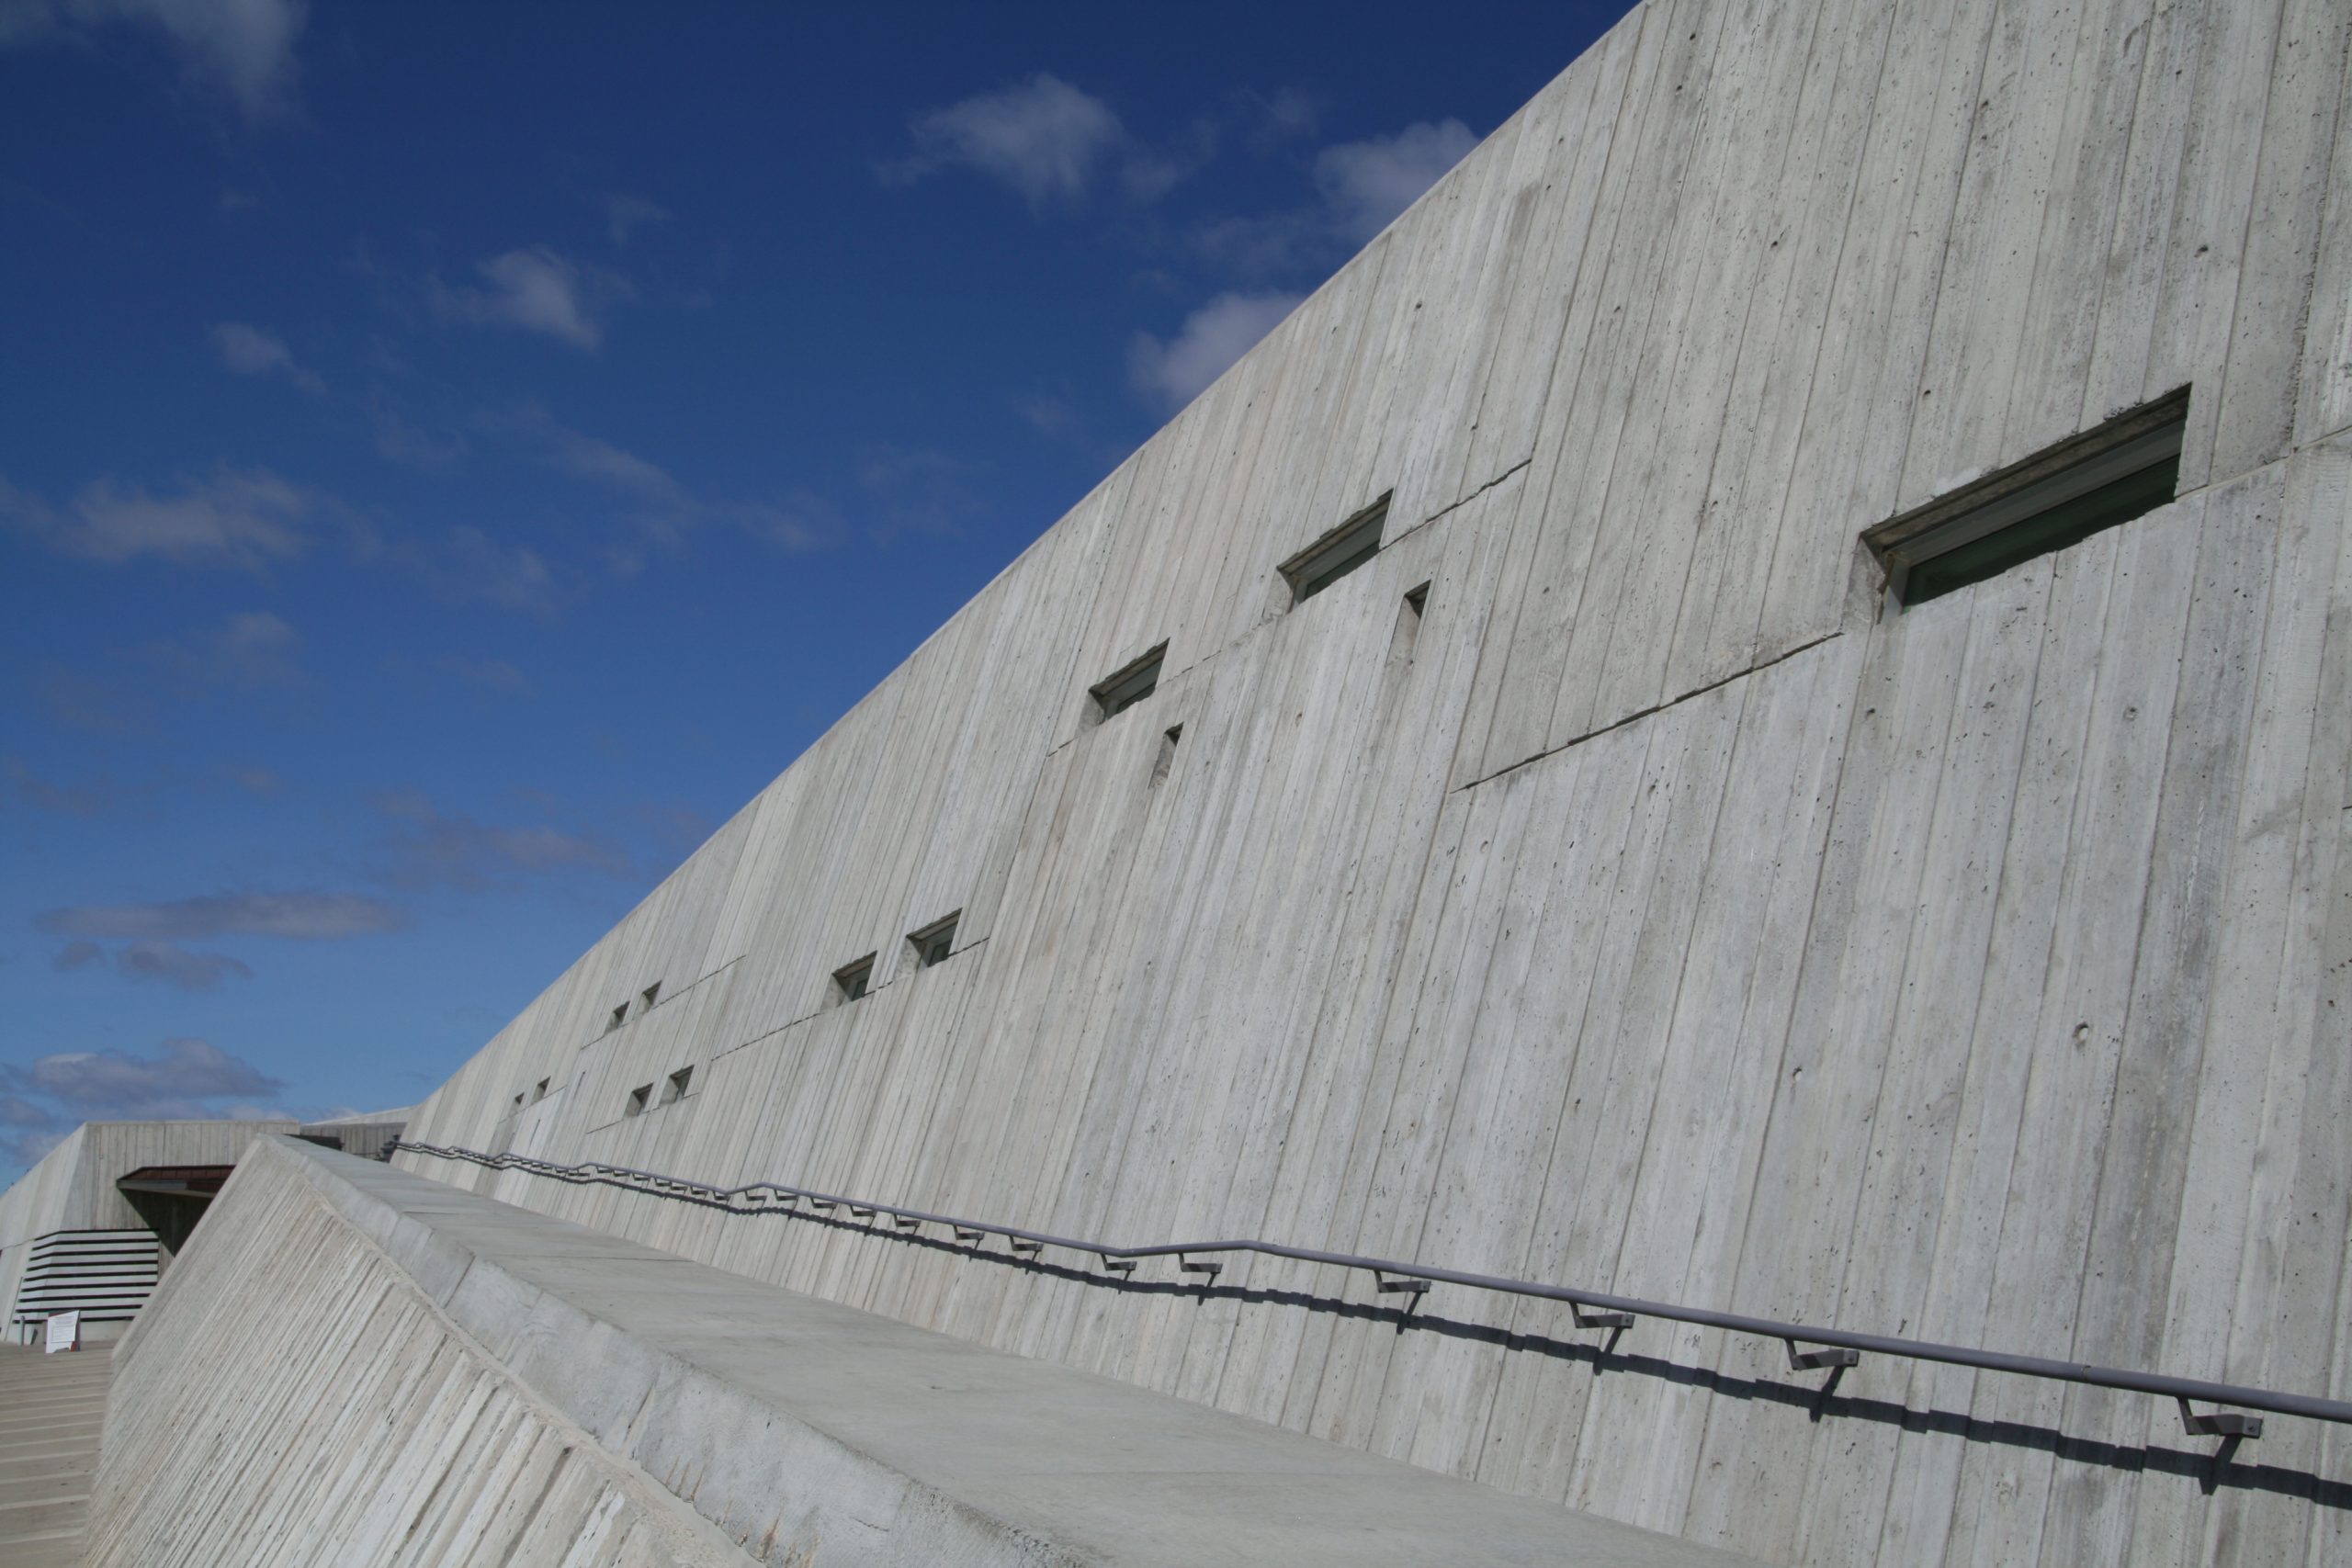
499,1168,2351,1509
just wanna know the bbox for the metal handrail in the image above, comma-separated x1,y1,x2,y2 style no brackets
388,1137,2350,1440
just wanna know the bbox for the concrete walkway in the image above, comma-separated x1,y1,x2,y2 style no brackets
289,1139,1758,1566
0,1340,112,1568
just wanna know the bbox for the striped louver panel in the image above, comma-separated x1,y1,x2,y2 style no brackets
10,1229,162,1328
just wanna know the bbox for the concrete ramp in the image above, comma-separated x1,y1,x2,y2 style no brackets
94,1136,1758,1566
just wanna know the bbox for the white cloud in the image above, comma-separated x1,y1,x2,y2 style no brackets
3,756,115,816
1315,118,1478,243
432,247,632,350
486,405,835,556
147,609,308,691
37,890,405,942
426,525,560,616
603,192,669,245
892,73,1125,209
3,463,320,569
2,0,309,119
1127,290,1306,416
435,656,531,697
209,321,323,394
114,941,255,990
370,789,633,890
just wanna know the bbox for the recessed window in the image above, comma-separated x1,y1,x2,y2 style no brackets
1089,642,1167,724
909,911,960,968
624,1083,652,1117
1866,388,2188,607
1151,724,1182,787
832,953,876,1005
640,982,662,1011
511,1090,526,1111
1392,582,1430,661
608,1002,628,1032
1281,493,1391,604
662,1066,693,1104
532,1077,550,1102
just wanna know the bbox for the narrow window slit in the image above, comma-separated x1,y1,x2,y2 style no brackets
1088,642,1167,725
1864,387,2188,607
1281,492,1392,605
909,912,960,969
831,953,876,1005
1392,581,1430,662
1151,724,1183,787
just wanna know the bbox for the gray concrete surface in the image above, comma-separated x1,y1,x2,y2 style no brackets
126,1135,1757,1567
0,1341,113,1568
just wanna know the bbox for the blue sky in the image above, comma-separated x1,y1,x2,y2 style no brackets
0,0,1631,1180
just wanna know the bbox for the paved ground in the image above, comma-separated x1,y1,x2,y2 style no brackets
0,1339,113,1568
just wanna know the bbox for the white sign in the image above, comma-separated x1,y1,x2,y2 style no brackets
43,1310,80,1354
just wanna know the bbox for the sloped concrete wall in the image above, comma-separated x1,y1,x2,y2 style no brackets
85,1138,754,1568
395,1,2352,1562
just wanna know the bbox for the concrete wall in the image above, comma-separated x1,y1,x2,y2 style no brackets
396,1,2352,1562
0,1121,298,1337
86,1139,755,1568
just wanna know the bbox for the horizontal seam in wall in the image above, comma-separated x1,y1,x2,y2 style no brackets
1454,628,1846,795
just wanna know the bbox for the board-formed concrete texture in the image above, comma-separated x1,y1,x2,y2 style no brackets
96,1136,1759,1567
188,0,2346,1561
86,1138,763,1568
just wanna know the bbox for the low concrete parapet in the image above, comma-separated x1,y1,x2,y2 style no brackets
94,1135,1756,1566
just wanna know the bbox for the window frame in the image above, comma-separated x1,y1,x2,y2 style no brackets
1280,492,1392,605
908,911,961,970
1864,388,2188,607
1088,642,1168,724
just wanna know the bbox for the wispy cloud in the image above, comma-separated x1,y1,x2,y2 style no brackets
364,523,562,618
54,938,254,991
486,405,836,559
3,755,115,817
370,788,633,891
0,1037,290,1168
1315,118,1478,243
604,192,669,245
888,73,1126,209
28,612,311,735
2,463,326,569
435,656,531,697
209,321,323,394
888,77,1319,212
1128,290,1306,415
432,247,633,350
147,609,309,691
1,0,310,121
1190,118,1479,276
365,393,468,470
37,890,406,942
855,442,983,539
